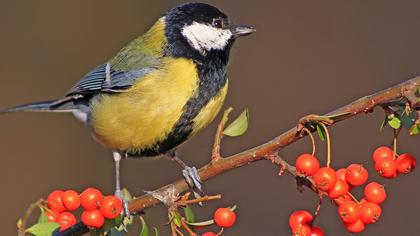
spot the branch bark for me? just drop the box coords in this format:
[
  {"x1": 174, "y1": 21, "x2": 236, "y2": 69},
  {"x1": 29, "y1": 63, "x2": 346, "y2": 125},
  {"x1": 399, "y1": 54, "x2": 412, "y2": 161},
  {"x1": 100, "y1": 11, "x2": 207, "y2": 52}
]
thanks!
[{"x1": 128, "y1": 77, "x2": 420, "y2": 214}]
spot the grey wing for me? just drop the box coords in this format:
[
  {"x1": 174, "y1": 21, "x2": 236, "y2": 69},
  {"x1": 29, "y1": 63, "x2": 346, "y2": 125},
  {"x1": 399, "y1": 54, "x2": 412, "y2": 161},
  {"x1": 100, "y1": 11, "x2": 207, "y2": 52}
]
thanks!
[
  {"x1": 60, "y1": 63, "x2": 155, "y2": 124},
  {"x1": 66, "y1": 63, "x2": 155, "y2": 96}
]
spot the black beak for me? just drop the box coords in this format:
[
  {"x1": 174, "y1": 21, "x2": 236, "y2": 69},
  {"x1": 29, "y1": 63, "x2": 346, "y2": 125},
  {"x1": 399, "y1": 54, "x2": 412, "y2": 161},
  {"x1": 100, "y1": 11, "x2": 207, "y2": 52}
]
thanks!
[{"x1": 232, "y1": 25, "x2": 256, "y2": 37}]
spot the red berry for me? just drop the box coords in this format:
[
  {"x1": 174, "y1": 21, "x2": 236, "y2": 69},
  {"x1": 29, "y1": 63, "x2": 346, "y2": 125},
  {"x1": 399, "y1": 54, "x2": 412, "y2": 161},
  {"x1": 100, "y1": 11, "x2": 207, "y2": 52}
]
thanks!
[
  {"x1": 375, "y1": 157, "x2": 397, "y2": 178},
  {"x1": 292, "y1": 224, "x2": 311, "y2": 236},
  {"x1": 202, "y1": 232, "x2": 217, "y2": 236},
  {"x1": 289, "y1": 210, "x2": 313, "y2": 230},
  {"x1": 372, "y1": 146, "x2": 393, "y2": 163},
  {"x1": 360, "y1": 202, "x2": 381, "y2": 224},
  {"x1": 333, "y1": 193, "x2": 352, "y2": 206},
  {"x1": 338, "y1": 201, "x2": 360, "y2": 223},
  {"x1": 359, "y1": 198, "x2": 368, "y2": 205},
  {"x1": 47, "y1": 190, "x2": 66, "y2": 213},
  {"x1": 313, "y1": 167, "x2": 337, "y2": 191},
  {"x1": 61, "y1": 190, "x2": 80, "y2": 211},
  {"x1": 345, "y1": 218, "x2": 365, "y2": 233},
  {"x1": 80, "y1": 188, "x2": 103, "y2": 210},
  {"x1": 296, "y1": 154, "x2": 320, "y2": 176},
  {"x1": 335, "y1": 168, "x2": 347, "y2": 182},
  {"x1": 328, "y1": 179, "x2": 349, "y2": 199},
  {"x1": 396, "y1": 153, "x2": 416, "y2": 174},
  {"x1": 81, "y1": 209, "x2": 105, "y2": 228},
  {"x1": 99, "y1": 196, "x2": 123, "y2": 219},
  {"x1": 346, "y1": 164, "x2": 368, "y2": 186},
  {"x1": 364, "y1": 182, "x2": 386, "y2": 204},
  {"x1": 214, "y1": 208, "x2": 236, "y2": 228},
  {"x1": 56, "y1": 212, "x2": 76, "y2": 231},
  {"x1": 310, "y1": 226, "x2": 325, "y2": 236}
]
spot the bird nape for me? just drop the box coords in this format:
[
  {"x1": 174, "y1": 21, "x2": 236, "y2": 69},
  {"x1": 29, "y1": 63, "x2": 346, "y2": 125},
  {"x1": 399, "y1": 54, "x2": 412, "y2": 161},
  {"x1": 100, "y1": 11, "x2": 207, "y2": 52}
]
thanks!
[{"x1": 0, "y1": 2, "x2": 255, "y2": 212}]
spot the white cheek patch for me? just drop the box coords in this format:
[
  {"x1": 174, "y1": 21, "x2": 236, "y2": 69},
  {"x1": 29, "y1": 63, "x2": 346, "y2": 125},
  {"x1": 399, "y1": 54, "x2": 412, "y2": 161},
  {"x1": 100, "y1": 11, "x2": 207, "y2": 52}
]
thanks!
[{"x1": 181, "y1": 22, "x2": 232, "y2": 53}]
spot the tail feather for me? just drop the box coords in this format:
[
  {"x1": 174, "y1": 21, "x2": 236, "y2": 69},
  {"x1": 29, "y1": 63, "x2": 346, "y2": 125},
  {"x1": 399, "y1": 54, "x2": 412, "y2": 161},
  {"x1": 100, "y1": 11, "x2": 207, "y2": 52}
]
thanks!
[{"x1": 0, "y1": 98, "x2": 76, "y2": 114}]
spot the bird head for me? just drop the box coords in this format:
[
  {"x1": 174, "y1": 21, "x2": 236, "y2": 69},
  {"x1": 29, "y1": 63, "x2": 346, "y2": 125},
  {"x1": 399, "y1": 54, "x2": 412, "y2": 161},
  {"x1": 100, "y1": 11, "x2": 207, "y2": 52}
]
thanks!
[{"x1": 163, "y1": 2, "x2": 255, "y2": 59}]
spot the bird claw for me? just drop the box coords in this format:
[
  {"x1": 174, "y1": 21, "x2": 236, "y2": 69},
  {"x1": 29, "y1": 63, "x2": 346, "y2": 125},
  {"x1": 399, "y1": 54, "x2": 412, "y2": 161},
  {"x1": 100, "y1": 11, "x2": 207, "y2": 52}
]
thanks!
[
  {"x1": 182, "y1": 166, "x2": 203, "y2": 193},
  {"x1": 115, "y1": 189, "x2": 130, "y2": 216}
]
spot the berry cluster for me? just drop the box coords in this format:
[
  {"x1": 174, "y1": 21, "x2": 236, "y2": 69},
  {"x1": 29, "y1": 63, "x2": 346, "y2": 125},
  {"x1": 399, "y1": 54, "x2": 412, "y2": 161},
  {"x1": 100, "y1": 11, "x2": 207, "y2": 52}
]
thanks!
[
  {"x1": 201, "y1": 207, "x2": 237, "y2": 236},
  {"x1": 292, "y1": 145, "x2": 416, "y2": 234},
  {"x1": 45, "y1": 187, "x2": 123, "y2": 231},
  {"x1": 373, "y1": 146, "x2": 416, "y2": 178}
]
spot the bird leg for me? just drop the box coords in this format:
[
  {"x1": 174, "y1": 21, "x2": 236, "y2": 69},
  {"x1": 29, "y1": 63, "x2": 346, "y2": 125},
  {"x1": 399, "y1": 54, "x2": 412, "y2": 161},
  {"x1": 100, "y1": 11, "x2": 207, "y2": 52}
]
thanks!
[
  {"x1": 113, "y1": 152, "x2": 130, "y2": 216},
  {"x1": 168, "y1": 151, "x2": 203, "y2": 193}
]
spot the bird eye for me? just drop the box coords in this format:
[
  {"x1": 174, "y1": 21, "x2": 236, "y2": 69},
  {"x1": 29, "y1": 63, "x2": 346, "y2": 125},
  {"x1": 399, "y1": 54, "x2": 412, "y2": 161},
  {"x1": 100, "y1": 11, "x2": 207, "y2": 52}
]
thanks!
[{"x1": 212, "y1": 18, "x2": 224, "y2": 28}]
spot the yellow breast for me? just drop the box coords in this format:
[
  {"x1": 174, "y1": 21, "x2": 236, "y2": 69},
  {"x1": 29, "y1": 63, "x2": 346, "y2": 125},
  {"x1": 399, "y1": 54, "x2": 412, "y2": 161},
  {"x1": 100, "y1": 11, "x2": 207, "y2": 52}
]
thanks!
[
  {"x1": 90, "y1": 58, "x2": 199, "y2": 152},
  {"x1": 191, "y1": 81, "x2": 228, "y2": 135}
]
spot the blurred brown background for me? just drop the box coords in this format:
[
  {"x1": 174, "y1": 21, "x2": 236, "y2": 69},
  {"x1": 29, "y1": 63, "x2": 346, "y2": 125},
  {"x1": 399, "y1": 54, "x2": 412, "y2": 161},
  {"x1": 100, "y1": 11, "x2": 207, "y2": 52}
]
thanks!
[{"x1": 1, "y1": 0, "x2": 419, "y2": 235}]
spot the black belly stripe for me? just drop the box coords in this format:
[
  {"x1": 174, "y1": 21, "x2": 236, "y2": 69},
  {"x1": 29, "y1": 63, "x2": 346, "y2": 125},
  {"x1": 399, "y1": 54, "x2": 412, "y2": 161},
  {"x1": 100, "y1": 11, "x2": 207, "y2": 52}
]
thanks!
[{"x1": 127, "y1": 58, "x2": 228, "y2": 157}]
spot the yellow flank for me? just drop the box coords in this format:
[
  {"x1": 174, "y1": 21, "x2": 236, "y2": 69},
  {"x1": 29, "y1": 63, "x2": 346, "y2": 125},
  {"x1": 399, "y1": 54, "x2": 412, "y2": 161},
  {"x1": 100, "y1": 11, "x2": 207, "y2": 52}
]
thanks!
[
  {"x1": 90, "y1": 58, "x2": 199, "y2": 152},
  {"x1": 192, "y1": 81, "x2": 229, "y2": 135}
]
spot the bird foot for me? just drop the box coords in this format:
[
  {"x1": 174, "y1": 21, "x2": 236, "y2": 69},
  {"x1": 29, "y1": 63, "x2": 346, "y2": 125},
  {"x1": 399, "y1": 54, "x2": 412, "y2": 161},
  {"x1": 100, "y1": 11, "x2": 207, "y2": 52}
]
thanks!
[{"x1": 182, "y1": 165, "x2": 203, "y2": 193}]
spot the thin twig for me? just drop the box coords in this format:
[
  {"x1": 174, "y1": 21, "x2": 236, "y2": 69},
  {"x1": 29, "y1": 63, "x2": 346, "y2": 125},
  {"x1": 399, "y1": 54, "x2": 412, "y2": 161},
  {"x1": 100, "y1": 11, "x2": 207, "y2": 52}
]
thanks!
[
  {"x1": 171, "y1": 221, "x2": 178, "y2": 236},
  {"x1": 181, "y1": 218, "x2": 197, "y2": 236},
  {"x1": 212, "y1": 107, "x2": 233, "y2": 162},
  {"x1": 18, "y1": 199, "x2": 45, "y2": 236},
  {"x1": 311, "y1": 196, "x2": 323, "y2": 225},
  {"x1": 178, "y1": 195, "x2": 222, "y2": 206},
  {"x1": 175, "y1": 227, "x2": 185, "y2": 236}
]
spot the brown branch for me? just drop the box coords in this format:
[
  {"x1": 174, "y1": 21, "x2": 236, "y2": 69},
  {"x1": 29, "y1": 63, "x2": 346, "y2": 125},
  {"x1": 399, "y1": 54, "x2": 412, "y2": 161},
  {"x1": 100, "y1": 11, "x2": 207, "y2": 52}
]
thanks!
[{"x1": 128, "y1": 77, "x2": 420, "y2": 214}]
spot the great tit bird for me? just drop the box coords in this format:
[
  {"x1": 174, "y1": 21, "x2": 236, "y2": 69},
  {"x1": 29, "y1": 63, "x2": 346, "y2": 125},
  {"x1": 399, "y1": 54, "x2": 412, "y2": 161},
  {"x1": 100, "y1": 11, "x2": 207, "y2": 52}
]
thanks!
[{"x1": 1, "y1": 2, "x2": 255, "y2": 204}]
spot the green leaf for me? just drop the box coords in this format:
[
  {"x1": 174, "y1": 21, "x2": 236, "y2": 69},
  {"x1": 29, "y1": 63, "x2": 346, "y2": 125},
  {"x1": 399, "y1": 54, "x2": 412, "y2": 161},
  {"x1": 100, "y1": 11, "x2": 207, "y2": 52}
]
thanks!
[
  {"x1": 115, "y1": 215, "x2": 133, "y2": 233},
  {"x1": 139, "y1": 216, "x2": 149, "y2": 236},
  {"x1": 26, "y1": 222, "x2": 60, "y2": 236},
  {"x1": 388, "y1": 115, "x2": 401, "y2": 129},
  {"x1": 223, "y1": 109, "x2": 249, "y2": 137},
  {"x1": 184, "y1": 219, "x2": 214, "y2": 227},
  {"x1": 121, "y1": 188, "x2": 133, "y2": 202},
  {"x1": 316, "y1": 125, "x2": 326, "y2": 141},
  {"x1": 154, "y1": 228, "x2": 159, "y2": 236},
  {"x1": 37, "y1": 207, "x2": 48, "y2": 224},
  {"x1": 400, "y1": 113, "x2": 415, "y2": 129},
  {"x1": 173, "y1": 213, "x2": 182, "y2": 228},
  {"x1": 183, "y1": 206, "x2": 195, "y2": 223},
  {"x1": 409, "y1": 124, "x2": 420, "y2": 135}
]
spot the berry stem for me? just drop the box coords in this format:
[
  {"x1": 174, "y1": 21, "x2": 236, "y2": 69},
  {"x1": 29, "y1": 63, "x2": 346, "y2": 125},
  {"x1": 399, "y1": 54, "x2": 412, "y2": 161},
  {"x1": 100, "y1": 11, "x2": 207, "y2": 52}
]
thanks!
[
  {"x1": 303, "y1": 127, "x2": 316, "y2": 156},
  {"x1": 393, "y1": 128, "x2": 399, "y2": 160},
  {"x1": 347, "y1": 191, "x2": 360, "y2": 204},
  {"x1": 319, "y1": 123, "x2": 332, "y2": 168}
]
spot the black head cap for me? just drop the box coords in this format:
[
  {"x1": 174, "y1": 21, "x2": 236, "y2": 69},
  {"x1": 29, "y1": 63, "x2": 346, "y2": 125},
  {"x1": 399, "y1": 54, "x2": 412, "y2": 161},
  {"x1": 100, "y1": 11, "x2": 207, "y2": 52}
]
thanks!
[
  {"x1": 163, "y1": 3, "x2": 255, "y2": 61},
  {"x1": 165, "y1": 2, "x2": 228, "y2": 26}
]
